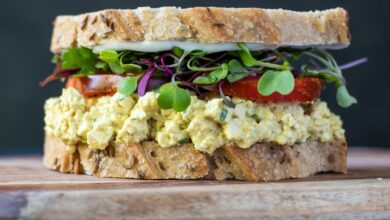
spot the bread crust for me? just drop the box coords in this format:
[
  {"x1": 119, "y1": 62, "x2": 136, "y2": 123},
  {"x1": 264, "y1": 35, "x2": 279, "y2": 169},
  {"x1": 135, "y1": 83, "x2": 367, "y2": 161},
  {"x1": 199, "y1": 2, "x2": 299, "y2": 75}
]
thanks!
[
  {"x1": 43, "y1": 134, "x2": 347, "y2": 182},
  {"x1": 50, "y1": 7, "x2": 350, "y2": 53}
]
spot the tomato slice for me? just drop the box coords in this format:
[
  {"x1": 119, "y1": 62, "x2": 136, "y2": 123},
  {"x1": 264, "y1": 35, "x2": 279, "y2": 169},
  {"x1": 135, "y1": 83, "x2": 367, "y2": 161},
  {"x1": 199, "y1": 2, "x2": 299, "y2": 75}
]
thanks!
[
  {"x1": 223, "y1": 77, "x2": 323, "y2": 103},
  {"x1": 67, "y1": 74, "x2": 323, "y2": 103},
  {"x1": 66, "y1": 75, "x2": 124, "y2": 97}
]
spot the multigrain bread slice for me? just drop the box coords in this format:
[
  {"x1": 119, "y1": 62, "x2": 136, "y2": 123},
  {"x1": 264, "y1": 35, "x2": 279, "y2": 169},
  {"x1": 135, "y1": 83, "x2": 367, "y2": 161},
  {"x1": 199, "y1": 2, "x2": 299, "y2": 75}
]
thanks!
[
  {"x1": 50, "y1": 7, "x2": 350, "y2": 53},
  {"x1": 43, "y1": 134, "x2": 347, "y2": 181}
]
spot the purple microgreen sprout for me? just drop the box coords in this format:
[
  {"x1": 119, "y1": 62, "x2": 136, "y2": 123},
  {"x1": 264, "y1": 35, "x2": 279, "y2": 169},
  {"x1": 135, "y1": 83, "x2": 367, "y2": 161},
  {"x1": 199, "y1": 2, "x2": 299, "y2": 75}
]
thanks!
[
  {"x1": 137, "y1": 68, "x2": 156, "y2": 96},
  {"x1": 339, "y1": 57, "x2": 368, "y2": 70}
]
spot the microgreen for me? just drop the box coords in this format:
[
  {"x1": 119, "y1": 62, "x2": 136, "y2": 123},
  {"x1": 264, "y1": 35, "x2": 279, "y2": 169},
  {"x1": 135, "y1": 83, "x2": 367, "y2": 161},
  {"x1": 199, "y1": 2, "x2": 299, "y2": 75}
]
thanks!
[
  {"x1": 98, "y1": 50, "x2": 123, "y2": 74},
  {"x1": 227, "y1": 59, "x2": 251, "y2": 82},
  {"x1": 98, "y1": 50, "x2": 143, "y2": 74},
  {"x1": 257, "y1": 70, "x2": 295, "y2": 96},
  {"x1": 190, "y1": 50, "x2": 207, "y2": 56},
  {"x1": 336, "y1": 85, "x2": 357, "y2": 107},
  {"x1": 118, "y1": 75, "x2": 142, "y2": 96},
  {"x1": 95, "y1": 61, "x2": 109, "y2": 71},
  {"x1": 302, "y1": 49, "x2": 358, "y2": 108},
  {"x1": 157, "y1": 82, "x2": 191, "y2": 112},
  {"x1": 61, "y1": 47, "x2": 98, "y2": 76},
  {"x1": 119, "y1": 52, "x2": 143, "y2": 73},
  {"x1": 193, "y1": 63, "x2": 228, "y2": 84},
  {"x1": 187, "y1": 56, "x2": 222, "y2": 72},
  {"x1": 172, "y1": 46, "x2": 184, "y2": 57},
  {"x1": 44, "y1": 43, "x2": 365, "y2": 111},
  {"x1": 138, "y1": 68, "x2": 156, "y2": 96},
  {"x1": 238, "y1": 43, "x2": 285, "y2": 70}
]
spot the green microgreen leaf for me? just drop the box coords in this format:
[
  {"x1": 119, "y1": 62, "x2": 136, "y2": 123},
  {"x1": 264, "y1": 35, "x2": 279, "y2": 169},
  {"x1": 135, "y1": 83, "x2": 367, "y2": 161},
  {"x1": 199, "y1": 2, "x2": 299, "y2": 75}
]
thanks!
[
  {"x1": 210, "y1": 63, "x2": 228, "y2": 79},
  {"x1": 121, "y1": 63, "x2": 143, "y2": 73},
  {"x1": 98, "y1": 50, "x2": 124, "y2": 74},
  {"x1": 227, "y1": 59, "x2": 252, "y2": 82},
  {"x1": 237, "y1": 43, "x2": 284, "y2": 70},
  {"x1": 193, "y1": 63, "x2": 228, "y2": 85},
  {"x1": 228, "y1": 59, "x2": 246, "y2": 75},
  {"x1": 172, "y1": 46, "x2": 184, "y2": 57},
  {"x1": 257, "y1": 70, "x2": 295, "y2": 96},
  {"x1": 187, "y1": 56, "x2": 221, "y2": 72},
  {"x1": 190, "y1": 50, "x2": 206, "y2": 56},
  {"x1": 119, "y1": 52, "x2": 143, "y2": 74},
  {"x1": 227, "y1": 73, "x2": 250, "y2": 83},
  {"x1": 157, "y1": 82, "x2": 191, "y2": 112},
  {"x1": 95, "y1": 61, "x2": 108, "y2": 70},
  {"x1": 110, "y1": 63, "x2": 125, "y2": 74},
  {"x1": 336, "y1": 85, "x2": 357, "y2": 108},
  {"x1": 120, "y1": 52, "x2": 138, "y2": 63},
  {"x1": 98, "y1": 50, "x2": 144, "y2": 74},
  {"x1": 99, "y1": 50, "x2": 119, "y2": 63},
  {"x1": 61, "y1": 47, "x2": 98, "y2": 76},
  {"x1": 118, "y1": 75, "x2": 142, "y2": 96},
  {"x1": 193, "y1": 76, "x2": 217, "y2": 84}
]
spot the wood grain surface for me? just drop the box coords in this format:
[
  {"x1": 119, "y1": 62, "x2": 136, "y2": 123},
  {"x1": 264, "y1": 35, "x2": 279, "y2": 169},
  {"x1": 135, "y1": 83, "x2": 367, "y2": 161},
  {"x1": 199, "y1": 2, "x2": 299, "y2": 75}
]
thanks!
[{"x1": 1, "y1": 148, "x2": 390, "y2": 219}]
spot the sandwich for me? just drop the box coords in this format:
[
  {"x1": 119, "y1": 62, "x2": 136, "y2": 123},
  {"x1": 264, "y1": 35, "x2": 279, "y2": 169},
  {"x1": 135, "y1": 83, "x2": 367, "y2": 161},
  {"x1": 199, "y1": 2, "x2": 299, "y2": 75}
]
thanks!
[{"x1": 41, "y1": 7, "x2": 365, "y2": 181}]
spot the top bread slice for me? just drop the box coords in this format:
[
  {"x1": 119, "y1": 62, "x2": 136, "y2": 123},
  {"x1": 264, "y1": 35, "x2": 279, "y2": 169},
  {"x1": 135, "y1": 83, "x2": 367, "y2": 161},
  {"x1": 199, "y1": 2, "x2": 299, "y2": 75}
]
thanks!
[{"x1": 50, "y1": 7, "x2": 350, "y2": 53}]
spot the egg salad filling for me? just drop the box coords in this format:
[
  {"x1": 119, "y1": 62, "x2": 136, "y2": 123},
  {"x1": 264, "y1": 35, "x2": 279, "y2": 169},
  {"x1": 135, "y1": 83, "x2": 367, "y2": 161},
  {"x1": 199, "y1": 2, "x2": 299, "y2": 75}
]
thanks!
[{"x1": 44, "y1": 88, "x2": 345, "y2": 154}]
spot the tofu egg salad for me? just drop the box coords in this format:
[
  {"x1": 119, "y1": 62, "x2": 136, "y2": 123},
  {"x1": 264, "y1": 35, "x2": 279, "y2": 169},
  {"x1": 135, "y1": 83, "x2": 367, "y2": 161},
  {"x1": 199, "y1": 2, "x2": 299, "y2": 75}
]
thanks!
[{"x1": 41, "y1": 43, "x2": 365, "y2": 154}]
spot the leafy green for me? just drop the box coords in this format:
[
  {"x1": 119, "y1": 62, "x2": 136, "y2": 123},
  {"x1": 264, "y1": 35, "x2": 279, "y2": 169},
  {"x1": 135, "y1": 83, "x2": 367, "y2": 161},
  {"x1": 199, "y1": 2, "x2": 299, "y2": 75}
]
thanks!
[
  {"x1": 122, "y1": 63, "x2": 142, "y2": 73},
  {"x1": 303, "y1": 48, "x2": 357, "y2": 108},
  {"x1": 119, "y1": 52, "x2": 143, "y2": 73},
  {"x1": 257, "y1": 70, "x2": 295, "y2": 96},
  {"x1": 95, "y1": 61, "x2": 109, "y2": 71},
  {"x1": 172, "y1": 46, "x2": 184, "y2": 57},
  {"x1": 190, "y1": 50, "x2": 206, "y2": 56},
  {"x1": 336, "y1": 85, "x2": 357, "y2": 108},
  {"x1": 227, "y1": 59, "x2": 251, "y2": 82},
  {"x1": 118, "y1": 75, "x2": 142, "y2": 96},
  {"x1": 99, "y1": 50, "x2": 123, "y2": 74},
  {"x1": 98, "y1": 50, "x2": 143, "y2": 74},
  {"x1": 192, "y1": 75, "x2": 217, "y2": 84},
  {"x1": 237, "y1": 43, "x2": 284, "y2": 70},
  {"x1": 99, "y1": 50, "x2": 118, "y2": 63},
  {"x1": 187, "y1": 56, "x2": 221, "y2": 72},
  {"x1": 61, "y1": 47, "x2": 98, "y2": 76},
  {"x1": 210, "y1": 63, "x2": 228, "y2": 79},
  {"x1": 157, "y1": 82, "x2": 191, "y2": 112},
  {"x1": 45, "y1": 44, "x2": 362, "y2": 111},
  {"x1": 193, "y1": 63, "x2": 228, "y2": 84}
]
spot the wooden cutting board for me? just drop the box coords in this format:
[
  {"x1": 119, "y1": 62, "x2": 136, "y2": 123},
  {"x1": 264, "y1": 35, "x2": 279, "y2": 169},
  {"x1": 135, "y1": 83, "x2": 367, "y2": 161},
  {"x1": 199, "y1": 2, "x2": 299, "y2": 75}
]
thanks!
[{"x1": 1, "y1": 148, "x2": 390, "y2": 219}]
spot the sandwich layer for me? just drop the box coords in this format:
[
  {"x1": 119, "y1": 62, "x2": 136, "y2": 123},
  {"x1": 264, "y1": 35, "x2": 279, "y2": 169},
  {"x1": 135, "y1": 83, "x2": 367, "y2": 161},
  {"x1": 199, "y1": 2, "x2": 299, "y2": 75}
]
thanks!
[
  {"x1": 43, "y1": 134, "x2": 347, "y2": 181},
  {"x1": 51, "y1": 7, "x2": 350, "y2": 53}
]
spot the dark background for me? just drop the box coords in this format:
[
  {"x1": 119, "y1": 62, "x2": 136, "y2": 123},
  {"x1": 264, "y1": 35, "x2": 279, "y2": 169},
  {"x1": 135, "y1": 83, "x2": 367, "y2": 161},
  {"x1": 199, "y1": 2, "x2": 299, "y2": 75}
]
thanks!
[{"x1": 0, "y1": 0, "x2": 389, "y2": 155}]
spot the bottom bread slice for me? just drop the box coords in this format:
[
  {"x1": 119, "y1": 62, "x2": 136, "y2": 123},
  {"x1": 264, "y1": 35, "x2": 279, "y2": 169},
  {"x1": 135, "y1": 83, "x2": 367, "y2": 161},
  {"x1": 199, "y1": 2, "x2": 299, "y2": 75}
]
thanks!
[{"x1": 43, "y1": 134, "x2": 347, "y2": 181}]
